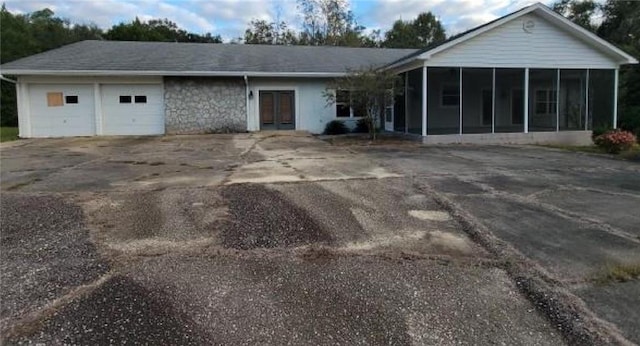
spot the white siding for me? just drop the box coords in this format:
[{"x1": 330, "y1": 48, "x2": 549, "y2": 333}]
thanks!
[
  {"x1": 248, "y1": 78, "x2": 353, "y2": 134},
  {"x1": 426, "y1": 13, "x2": 618, "y2": 69}
]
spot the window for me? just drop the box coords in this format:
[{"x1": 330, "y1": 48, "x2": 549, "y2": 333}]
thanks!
[
  {"x1": 336, "y1": 90, "x2": 351, "y2": 117},
  {"x1": 65, "y1": 95, "x2": 78, "y2": 104},
  {"x1": 335, "y1": 90, "x2": 367, "y2": 118},
  {"x1": 119, "y1": 95, "x2": 132, "y2": 103},
  {"x1": 441, "y1": 84, "x2": 460, "y2": 107},
  {"x1": 534, "y1": 89, "x2": 557, "y2": 114},
  {"x1": 47, "y1": 92, "x2": 63, "y2": 107},
  {"x1": 385, "y1": 105, "x2": 393, "y2": 122},
  {"x1": 352, "y1": 104, "x2": 367, "y2": 118},
  {"x1": 135, "y1": 95, "x2": 147, "y2": 103}
]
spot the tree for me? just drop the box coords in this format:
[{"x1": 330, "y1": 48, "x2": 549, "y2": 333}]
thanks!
[
  {"x1": 297, "y1": 0, "x2": 367, "y2": 46},
  {"x1": 0, "y1": 6, "x2": 103, "y2": 126},
  {"x1": 244, "y1": 19, "x2": 297, "y2": 45},
  {"x1": 104, "y1": 18, "x2": 222, "y2": 43},
  {"x1": 382, "y1": 12, "x2": 446, "y2": 48},
  {"x1": 598, "y1": 0, "x2": 640, "y2": 135},
  {"x1": 324, "y1": 67, "x2": 402, "y2": 139},
  {"x1": 552, "y1": 0, "x2": 639, "y2": 136},
  {"x1": 552, "y1": 0, "x2": 599, "y2": 31}
]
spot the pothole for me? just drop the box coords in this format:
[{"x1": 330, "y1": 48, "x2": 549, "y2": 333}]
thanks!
[{"x1": 408, "y1": 210, "x2": 452, "y2": 221}]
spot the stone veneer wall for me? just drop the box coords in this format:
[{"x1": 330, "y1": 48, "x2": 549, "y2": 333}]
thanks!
[{"x1": 164, "y1": 77, "x2": 246, "y2": 134}]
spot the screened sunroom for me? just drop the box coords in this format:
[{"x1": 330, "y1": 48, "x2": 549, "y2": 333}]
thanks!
[{"x1": 384, "y1": 3, "x2": 636, "y2": 144}]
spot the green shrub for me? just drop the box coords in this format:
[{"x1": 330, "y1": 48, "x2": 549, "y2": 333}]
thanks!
[
  {"x1": 323, "y1": 120, "x2": 348, "y2": 135},
  {"x1": 353, "y1": 118, "x2": 370, "y2": 133},
  {"x1": 591, "y1": 124, "x2": 612, "y2": 142},
  {"x1": 594, "y1": 129, "x2": 637, "y2": 154},
  {"x1": 619, "y1": 105, "x2": 640, "y2": 143}
]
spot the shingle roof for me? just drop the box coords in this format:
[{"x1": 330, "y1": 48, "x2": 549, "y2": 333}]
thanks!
[{"x1": 0, "y1": 40, "x2": 418, "y2": 75}]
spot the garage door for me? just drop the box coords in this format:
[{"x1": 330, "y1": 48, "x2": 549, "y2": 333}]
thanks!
[
  {"x1": 28, "y1": 84, "x2": 95, "y2": 137},
  {"x1": 101, "y1": 84, "x2": 164, "y2": 135}
]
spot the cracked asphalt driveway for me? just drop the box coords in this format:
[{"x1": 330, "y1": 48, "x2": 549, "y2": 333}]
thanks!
[{"x1": 1, "y1": 132, "x2": 638, "y2": 345}]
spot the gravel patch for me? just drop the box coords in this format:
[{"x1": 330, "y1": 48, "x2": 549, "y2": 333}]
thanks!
[
  {"x1": 0, "y1": 194, "x2": 109, "y2": 329},
  {"x1": 8, "y1": 275, "x2": 212, "y2": 345},
  {"x1": 220, "y1": 184, "x2": 333, "y2": 249}
]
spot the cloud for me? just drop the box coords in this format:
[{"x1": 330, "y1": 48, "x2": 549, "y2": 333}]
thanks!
[
  {"x1": 2, "y1": 0, "x2": 550, "y2": 41},
  {"x1": 359, "y1": 0, "x2": 542, "y2": 35}
]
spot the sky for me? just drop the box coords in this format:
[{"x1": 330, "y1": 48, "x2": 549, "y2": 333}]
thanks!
[{"x1": 3, "y1": 0, "x2": 553, "y2": 41}]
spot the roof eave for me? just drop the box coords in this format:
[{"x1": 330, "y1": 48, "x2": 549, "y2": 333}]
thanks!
[{"x1": 0, "y1": 70, "x2": 349, "y2": 78}]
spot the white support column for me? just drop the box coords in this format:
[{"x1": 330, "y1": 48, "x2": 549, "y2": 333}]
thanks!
[
  {"x1": 404, "y1": 72, "x2": 408, "y2": 134},
  {"x1": 524, "y1": 68, "x2": 529, "y2": 133},
  {"x1": 422, "y1": 66, "x2": 427, "y2": 137},
  {"x1": 244, "y1": 75, "x2": 250, "y2": 131},
  {"x1": 585, "y1": 69, "x2": 590, "y2": 131},
  {"x1": 613, "y1": 68, "x2": 619, "y2": 129},
  {"x1": 459, "y1": 67, "x2": 463, "y2": 135},
  {"x1": 492, "y1": 68, "x2": 496, "y2": 134},
  {"x1": 94, "y1": 83, "x2": 102, "y2": 135},
  {"x1": 556, "y1": 69, "x2": 560, "y2": 132}
]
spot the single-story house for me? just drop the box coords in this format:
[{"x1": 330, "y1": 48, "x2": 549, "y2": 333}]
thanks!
[{"x1": 1, "y1": 3, "x2": 636, "y2": 144}]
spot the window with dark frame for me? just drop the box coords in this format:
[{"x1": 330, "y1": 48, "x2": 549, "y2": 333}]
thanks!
[
  {"x1": 120, "y1": 95, "x2": 132, "y2": 103},
  {"x1": 441, "y1": 85, "x2": 460, "y2": 107},
  {"x1": 65, "y1": 95, "x2": 78, "y2": 104},
  {"x1": 135, "y1": 95, "x2": 147, "y2": 103}
]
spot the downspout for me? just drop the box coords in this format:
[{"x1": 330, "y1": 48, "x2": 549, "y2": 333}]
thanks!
[
  {"x1": 244, "y1": 75, "x2": 250, "y2": 132},
  {"x1": 2, "y1": 74, "x2": 22, "y2": 138},
  {"x1": 0, "y1": 74, "x2": 17, "y2": 84}
]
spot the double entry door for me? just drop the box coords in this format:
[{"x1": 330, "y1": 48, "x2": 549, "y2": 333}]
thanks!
[{"x1": 259, "y1": 90, "x2": 295, "y2": 130}]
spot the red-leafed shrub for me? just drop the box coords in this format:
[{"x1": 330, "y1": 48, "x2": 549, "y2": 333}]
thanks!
[{"x1": 594, "y1": 130, "x2": 637, "y2": 154}]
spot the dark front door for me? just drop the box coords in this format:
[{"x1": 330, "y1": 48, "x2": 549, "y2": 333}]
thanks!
[
  {"x1": 511, "y1": 89, "x2": 524, "y2": 125},
  {"x1": 482, "y1": 89, "x2": 493, "y2": 126},
  {"x1": 260, "y1": 90, "x2": 295, "y2": 130}
]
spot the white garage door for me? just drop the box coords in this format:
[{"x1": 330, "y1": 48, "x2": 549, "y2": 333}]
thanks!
[
  {"x1": 101, "y1": 84, "x2": 164, "y2": 135},
  {"x1": 28, "y1": 84, "x2": 95, "y2": 137}
]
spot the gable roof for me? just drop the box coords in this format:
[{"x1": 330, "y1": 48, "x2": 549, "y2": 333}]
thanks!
[
  {"x1": 385, "y1": 2, "x2": 637, "y2": 69},
  {"x1": 0, "y1": 40, "x2": 417, "y2": 77}
]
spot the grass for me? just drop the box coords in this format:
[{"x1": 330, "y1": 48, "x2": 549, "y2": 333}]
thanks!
[
  {"x1": 593, "y1": 262, "x2": 640, "y2": 284},
  {"x1": 541, "y1": 143, "x2": 640, "y2": 161},
  {"x1": 0, "y1": 127, "x2": 19, "y2": 142}
]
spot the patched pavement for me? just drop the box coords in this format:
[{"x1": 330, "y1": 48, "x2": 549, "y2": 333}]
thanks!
[
  {"x1": 1, "y1": 133, "x2": 637, "y2": 344},
  {"x1": 358, "y1": 144, "x2": 640, "y2": 344}
]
